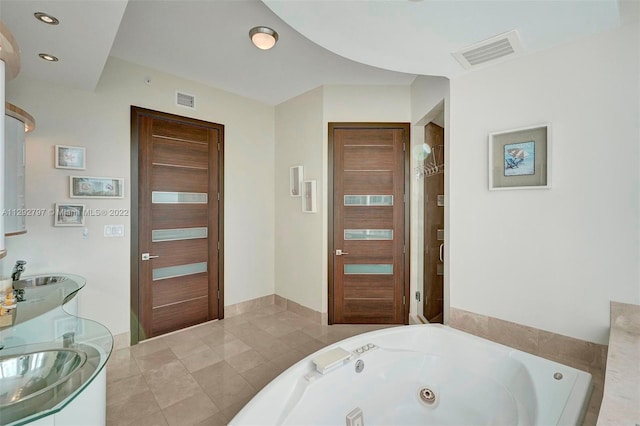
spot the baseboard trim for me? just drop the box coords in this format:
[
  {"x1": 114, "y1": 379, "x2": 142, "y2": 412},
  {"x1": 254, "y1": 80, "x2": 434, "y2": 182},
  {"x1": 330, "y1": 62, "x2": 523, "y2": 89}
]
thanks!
[
  {"x1": 449, "y1": 307, "x2": 607, "y2": 372},
  {"x1": 225, "y1": 294, "x2": 326, "y2": 324},
  {"x1": 224, "y1": 294, "x2": 275, "y2": 318},
  {"x1": 112, "y1": 332, "x2": 130, "y2": 350},
  {"x1": 274, "y1": 295, "x2": 327, "y2": 325}
]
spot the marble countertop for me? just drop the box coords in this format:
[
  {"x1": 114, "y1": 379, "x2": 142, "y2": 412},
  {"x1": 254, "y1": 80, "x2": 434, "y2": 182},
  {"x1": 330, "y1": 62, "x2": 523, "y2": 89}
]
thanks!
[{"x1": 596, "y1": 301, "x2": 640, "y2": 425}]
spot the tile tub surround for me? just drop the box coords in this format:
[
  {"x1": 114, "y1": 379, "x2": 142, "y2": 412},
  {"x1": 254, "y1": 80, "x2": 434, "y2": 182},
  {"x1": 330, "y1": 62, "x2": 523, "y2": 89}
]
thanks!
[
  {"x1": 596, "y1": 301, "x2": 640, "y2": 425},
  {"x1": 449, "y1": 307, "x2": 607, "y2": 425},
  {"x1": 105, "y1": 303, "x2": 394, "y2": 426}
]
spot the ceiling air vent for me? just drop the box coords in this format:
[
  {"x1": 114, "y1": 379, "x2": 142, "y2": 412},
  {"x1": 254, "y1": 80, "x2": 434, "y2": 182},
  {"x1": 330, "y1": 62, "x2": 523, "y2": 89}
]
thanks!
[
  {"x1": 176, "y1": 91, "x2": 196, "y2": 109},
  {"x1": 452, "y1": 30, "x2": 522, "y2": 70}
]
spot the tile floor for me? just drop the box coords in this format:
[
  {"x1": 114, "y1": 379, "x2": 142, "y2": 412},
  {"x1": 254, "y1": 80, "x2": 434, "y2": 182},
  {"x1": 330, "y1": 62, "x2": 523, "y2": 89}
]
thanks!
[
  {"x1": 105, "y1": 304, "x2": 393, "y2": 426},
  {"x1": 105, "y1": 304, "x2": 603, "y2": 426}
]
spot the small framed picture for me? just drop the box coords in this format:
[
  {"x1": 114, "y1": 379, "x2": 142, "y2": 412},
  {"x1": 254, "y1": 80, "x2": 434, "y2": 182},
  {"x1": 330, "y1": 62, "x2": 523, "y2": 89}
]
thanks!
[
  {"x1": 54, "y1": 203, "x2": 85, "y2": 227},
  {"x1": 488, "y1": 124, "x2": 550, "y2": 190},
  {"x1": 55, "y1": 145, "x2": 86, "y2": 170},
  {"x1": 70, "y1": 176, "x2": 124, "y2": 198},
  {"x1": 302, "y1": 180, "x2": 317, "y2": 213},
  {"x1": 290, "y1": 166, "x2": 303, "y2": 197}
]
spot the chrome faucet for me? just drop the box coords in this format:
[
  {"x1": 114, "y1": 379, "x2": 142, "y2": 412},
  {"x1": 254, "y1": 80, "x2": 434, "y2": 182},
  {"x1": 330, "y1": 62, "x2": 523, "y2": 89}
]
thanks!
[{"x1": 11, "y1": 260, "x2": 26, "y2": 281}]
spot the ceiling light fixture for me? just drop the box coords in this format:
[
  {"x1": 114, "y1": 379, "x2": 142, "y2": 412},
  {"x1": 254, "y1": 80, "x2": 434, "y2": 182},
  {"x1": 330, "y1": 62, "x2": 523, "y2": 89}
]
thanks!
[
  {"x1": 34, "y1": 12, "x2": 59, "y2": 25},
  {"x1": 249, "y1": 26, "x2": 278, "y2": 50},
  {"x1": 38, "y1": 53, "x2": 59, "y2": 62}
]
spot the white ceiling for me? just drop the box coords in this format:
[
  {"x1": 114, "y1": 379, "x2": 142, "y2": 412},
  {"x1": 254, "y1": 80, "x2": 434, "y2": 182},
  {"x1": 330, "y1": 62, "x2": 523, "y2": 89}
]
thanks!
[
  {"x1": 109, "y1": 0, "x2": 415, "y2": 105},
  {"x1": 0, "y1": 0, "x2": 128, "y2": 92},
  {"x1": 264, "y1": 0, "x2": 623, "y2": 76},
  {"x1": 0, "y1": 0, "x2": 628, "y2": 106}
]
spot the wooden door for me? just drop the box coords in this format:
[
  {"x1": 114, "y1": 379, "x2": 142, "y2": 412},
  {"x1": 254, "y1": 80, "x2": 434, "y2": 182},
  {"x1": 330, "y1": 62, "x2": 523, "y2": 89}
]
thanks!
[
  {"x1": 423, "y1": 123, "x2": 444, "y2": 323},
  {"x1": 329, "y1": 123, "x2": 409, "y2": 324},
  {"x1": 131, "y1": 106, "x2": 224, "y2": 341}
]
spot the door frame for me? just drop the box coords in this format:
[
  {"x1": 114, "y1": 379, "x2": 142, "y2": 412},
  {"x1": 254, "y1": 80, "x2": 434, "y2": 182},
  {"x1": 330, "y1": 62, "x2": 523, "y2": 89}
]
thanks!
[
  {"x1": 130, "y1": 106, "x2": 225, "y2": 345},
  {"x1": 327, "y1": 122, "x2": 411, "y2": 325}
]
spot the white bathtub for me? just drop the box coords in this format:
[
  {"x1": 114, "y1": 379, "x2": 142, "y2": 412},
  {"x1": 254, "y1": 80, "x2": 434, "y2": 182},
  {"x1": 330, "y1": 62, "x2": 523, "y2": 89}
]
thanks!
[{"x1": 230, "y1": 324, "x2": 592, "y2": 425}]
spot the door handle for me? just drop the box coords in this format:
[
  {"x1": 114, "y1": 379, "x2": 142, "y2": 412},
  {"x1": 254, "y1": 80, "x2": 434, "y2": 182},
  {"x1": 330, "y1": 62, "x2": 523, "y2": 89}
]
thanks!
[
  {"x1": 335, "y1": 249, "x2": 349, "y2": 256},
  {"x1": 141, "y1": 253, "x2": 160, "y2": 261},
  {"x1": 439, "y1": 244, "x2": 444, "y2": 262}
]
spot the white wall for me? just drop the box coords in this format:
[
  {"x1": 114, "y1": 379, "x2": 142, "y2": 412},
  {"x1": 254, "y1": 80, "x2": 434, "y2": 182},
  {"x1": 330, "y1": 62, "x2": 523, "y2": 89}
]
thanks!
[
  {"x1": 4, "y1": 24, "x2": 636, "y2": 346},
  {"x1": 448, "y1": 23, "x2": 640, "y2": 344},
  {"x1": 2, "y1": 57, "x2": 275, "y2": 336},
  {"x1": 410, "y1": 76, "x2": 450, "y2": 125},
  {"x1": 274, "y1": 87, "x2": 324, "y2": 311},
  {"x1": 274, "y1": 85, "x2": 412, "y2": 316}
]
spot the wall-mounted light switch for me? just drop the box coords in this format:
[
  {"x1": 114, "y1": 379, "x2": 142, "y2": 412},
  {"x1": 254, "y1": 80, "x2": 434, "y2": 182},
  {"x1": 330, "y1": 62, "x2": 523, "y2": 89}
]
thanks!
[
  {"x1": 104, "y1": 225, "x2": 125, "y2": 237},
  {"x1": 82, "y1": 227, "x2": 89, "y2": 239}
]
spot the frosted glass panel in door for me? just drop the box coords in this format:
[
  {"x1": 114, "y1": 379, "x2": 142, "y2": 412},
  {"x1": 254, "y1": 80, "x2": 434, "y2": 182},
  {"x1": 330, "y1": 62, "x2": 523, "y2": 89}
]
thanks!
[
  {"x1": 344, "y1": 229, "x2": 393, "y2": 240},
  {"x1": 152, "y1": 191, "x2": 208, "y2": 204},
  {"x1": 152, "y1": 227, "x2": 208, "y2": 242},
  {"x1": 344, "y1": 195, "x2": 393, "y2": 206},
  {"x1": 153, "y1": 262, "x2": 208, "y2": 281},
  {"x1": 344, "y1": 264, "x2": 393, "y2": 275}
]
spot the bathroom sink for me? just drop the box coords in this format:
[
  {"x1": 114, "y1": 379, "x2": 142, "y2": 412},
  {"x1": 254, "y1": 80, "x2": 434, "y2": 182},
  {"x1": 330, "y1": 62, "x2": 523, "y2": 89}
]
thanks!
[
  {"x1": 10, "y1": 272, "x2": 86, "y2": 315},
  {"x1": 0, "y1": 348, "x2": 87, "y2": 407},
  {"x1": 13, "y1": 275, "x2": 68, "y2": 288},
  {"x1": 0, "y1": 343, "x2": 103, "y2": 425}
]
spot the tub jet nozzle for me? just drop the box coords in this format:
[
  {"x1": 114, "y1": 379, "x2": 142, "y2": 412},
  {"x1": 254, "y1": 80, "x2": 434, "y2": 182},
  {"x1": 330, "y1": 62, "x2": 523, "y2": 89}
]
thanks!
[{"x1": 419, "y1": 387, "x2": 436, "y2": 405}]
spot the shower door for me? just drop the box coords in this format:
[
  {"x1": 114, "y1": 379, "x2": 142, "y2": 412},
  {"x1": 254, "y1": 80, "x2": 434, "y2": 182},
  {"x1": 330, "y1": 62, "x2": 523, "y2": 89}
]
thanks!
[{"x1": 329, "y1": 123, "x2": 409, "y2": 324}]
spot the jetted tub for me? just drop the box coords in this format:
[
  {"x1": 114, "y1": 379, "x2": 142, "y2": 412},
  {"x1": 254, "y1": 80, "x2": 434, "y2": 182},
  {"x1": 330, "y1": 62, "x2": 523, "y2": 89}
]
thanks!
[{"x1": 230, "y1": 325, "x2": 592, "y2": 425}]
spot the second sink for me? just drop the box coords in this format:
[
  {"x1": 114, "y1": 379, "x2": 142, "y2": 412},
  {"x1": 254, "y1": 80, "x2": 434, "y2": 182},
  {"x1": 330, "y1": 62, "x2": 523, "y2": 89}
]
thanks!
[
  {"x1": 11, "y1": 274, "x2": 84, "y2": 310},
  {"x1": 0, "y1": 348, "x2": 87, "y2": 407},
  {"x1": 12, "y1": 275, "x2": 68, "y2": 289}
]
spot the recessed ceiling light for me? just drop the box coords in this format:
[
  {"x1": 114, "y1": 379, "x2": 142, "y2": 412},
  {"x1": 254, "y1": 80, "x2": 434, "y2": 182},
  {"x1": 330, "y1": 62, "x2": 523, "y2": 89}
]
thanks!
[
  {"x1": 38, "y1": 53, "x2": 59, "y2": 62},
  {"x1": 34, "y1": 12, "x2": 59, "y2": 25},
  {"x1": 249, "y1": 26, "x2": 278, "y2": 50}
]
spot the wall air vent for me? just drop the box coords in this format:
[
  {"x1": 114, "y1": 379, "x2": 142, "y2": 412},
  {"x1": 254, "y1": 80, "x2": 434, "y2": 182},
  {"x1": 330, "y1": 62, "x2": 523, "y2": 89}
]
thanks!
[
  {"x1": 452, "y1": 30, "x2": 523, "y2": 70},
  {"x1": 176, "y1": 91, "x2": 196, "y2": 109}
]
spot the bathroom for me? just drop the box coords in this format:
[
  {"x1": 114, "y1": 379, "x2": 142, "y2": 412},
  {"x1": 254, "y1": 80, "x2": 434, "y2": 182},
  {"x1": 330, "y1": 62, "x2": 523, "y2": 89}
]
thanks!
[{"x1": 1, "y1": 1, "x2": 638, "y2": 425}]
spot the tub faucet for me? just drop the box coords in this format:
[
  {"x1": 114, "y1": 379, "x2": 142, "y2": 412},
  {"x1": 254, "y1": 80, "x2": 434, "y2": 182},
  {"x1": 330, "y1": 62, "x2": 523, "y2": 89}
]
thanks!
[{"x1": 11, "y1": 260, "x2": 26, "y2": 281}]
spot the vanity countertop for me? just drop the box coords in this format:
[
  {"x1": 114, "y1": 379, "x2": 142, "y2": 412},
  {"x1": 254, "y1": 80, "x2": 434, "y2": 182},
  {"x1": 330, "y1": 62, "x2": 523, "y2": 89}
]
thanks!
[
  {"x1": 596, "y1": 301, "x2": 640, "y2": 425},
  {"x1": 1, "y1": 274, "x2": 85, "y2": 329},
  {"x1": 0, "y1": 274, "x2": 113, "y2": 425}
]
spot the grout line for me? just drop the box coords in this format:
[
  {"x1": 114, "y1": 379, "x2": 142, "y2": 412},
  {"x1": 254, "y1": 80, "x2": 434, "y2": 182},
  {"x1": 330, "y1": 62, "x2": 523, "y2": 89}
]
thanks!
[{"x1": 106, "y1": 304, "x2": 399, "y2": 425}]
